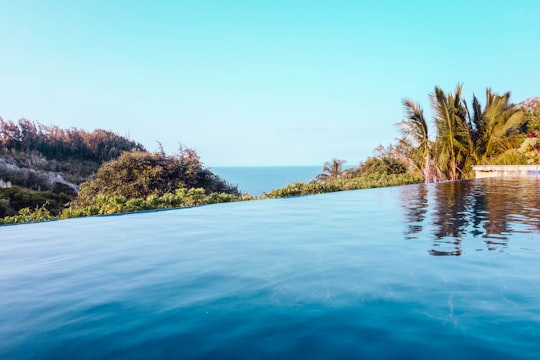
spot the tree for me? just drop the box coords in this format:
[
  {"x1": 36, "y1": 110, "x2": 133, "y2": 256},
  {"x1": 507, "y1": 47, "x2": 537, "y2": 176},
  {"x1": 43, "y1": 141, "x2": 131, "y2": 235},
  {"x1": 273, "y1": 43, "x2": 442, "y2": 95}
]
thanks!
[
  {"x1": 518, "y1": 97, "x2": 540, "y2": 132},
  {"x1": 432, "y1": 85, "x2": 471, "y2": 181},
  {"x1": 74, "y1": 149, "x2": 239, "y2": 207},
  {"x1": 398, "y1": 99, "x2": 431, "y2": 183},
  {"x1": 357, "y1": 156, "x2": 406, "y2": 176},
  {"x1": 397, "y1": 85, "x2": 525, "y2": 181},
  {"x1": 316, "y1": 159, "x2": 346, "y2": 183},
  {"x1": 467, "y1": 89, "x2": 524, "y2": 163}
]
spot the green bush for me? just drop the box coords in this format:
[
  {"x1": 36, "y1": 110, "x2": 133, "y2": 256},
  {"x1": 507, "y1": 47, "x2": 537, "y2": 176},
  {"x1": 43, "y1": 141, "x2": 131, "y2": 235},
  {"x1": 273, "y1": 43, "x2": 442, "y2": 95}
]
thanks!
[
  {"x1": 74, "y1": 150, "x2": 239, "y2": 208},
  {"x1": 518, "y1": 137, "x2": 540, "y2": 164},
  {"x1": 0, "y1": 186, "x2": 72, "y2": 217},
  {"x1": 0, "y1": 206, "x2": 55, "y2": 225},
  {"x1": 342, "y1": 173, "x2": 420, "y2": 190},
  {"x1": 261, "y1": 173, "x2": 420, "y2": 199},
  {"x1": 55, "y1": 186, "x2": 248, "y2": 222}
]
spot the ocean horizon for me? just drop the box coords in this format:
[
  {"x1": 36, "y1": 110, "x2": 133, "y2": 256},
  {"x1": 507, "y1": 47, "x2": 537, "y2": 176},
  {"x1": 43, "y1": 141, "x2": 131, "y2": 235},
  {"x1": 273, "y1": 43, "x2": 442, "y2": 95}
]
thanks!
[{"x1": 211, "y1": 166, "x2": 322, "y2": 196}]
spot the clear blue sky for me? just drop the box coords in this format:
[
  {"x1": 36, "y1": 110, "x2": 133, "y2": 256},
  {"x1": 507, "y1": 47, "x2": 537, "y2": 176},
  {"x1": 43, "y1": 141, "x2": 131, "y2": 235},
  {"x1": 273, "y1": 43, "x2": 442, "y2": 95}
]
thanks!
[{"x1": 1, "y1": 1, "x2": 539, "y2": 166}]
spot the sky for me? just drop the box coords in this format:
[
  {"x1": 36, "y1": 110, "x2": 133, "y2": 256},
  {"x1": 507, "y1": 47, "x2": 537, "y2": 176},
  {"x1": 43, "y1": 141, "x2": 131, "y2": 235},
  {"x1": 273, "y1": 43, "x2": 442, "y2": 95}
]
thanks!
[{"x1": 0, "y1": 1, "x2": 539, "y2": 166}]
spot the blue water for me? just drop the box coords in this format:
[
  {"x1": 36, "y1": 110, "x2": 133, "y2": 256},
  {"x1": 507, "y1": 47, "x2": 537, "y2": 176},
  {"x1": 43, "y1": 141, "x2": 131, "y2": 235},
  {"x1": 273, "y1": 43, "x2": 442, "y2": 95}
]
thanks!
[
  {"x1": 211, "y1": 166, "x2": 321, "y2": 195},
  {"x1": 1, "y1": 178, "x2": 540, "y2": 359}
]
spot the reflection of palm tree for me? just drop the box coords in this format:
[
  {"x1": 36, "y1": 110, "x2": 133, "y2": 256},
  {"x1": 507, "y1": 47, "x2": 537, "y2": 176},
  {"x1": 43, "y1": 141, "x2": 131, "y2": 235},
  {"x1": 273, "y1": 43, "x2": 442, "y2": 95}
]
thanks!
[
  {"x1": 433, "y1": 182, "x2": 471, "y2": 234},
  {"x1": 316, "y1": 159, "x2": 345, "y2": 183},
  {"x1": 400, "y1": 178, "x2": 540, "y2": 256},
  {"x1": 399, "y1": 183, "x2": 429, "y2": 240}
]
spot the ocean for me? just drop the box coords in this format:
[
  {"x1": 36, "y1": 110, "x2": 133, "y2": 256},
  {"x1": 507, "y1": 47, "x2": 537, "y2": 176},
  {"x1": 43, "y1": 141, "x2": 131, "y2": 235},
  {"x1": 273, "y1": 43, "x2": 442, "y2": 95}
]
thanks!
[{"x1": 211, "y1": 166, "x2": 322, "y2": 196}]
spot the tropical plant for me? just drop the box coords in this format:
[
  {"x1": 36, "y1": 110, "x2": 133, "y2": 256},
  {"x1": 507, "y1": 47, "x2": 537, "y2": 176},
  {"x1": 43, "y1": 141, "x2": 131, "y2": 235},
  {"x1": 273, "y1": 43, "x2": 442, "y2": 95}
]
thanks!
[
  {"x1": 467, "y1": 88, "x2": 524, "y2": 164},
  {"x1": 316, "y1": 159, "x2": 346, "y2": 183},
  {"x1": 398, "y1": 99, "x2": 432, "y2": 182},
  {"x1": 397, "y1": 85, "x2": 525, "y2": 181},
  {"x1": 432, "y1": 85, "x2": 471, "y2": 181}
]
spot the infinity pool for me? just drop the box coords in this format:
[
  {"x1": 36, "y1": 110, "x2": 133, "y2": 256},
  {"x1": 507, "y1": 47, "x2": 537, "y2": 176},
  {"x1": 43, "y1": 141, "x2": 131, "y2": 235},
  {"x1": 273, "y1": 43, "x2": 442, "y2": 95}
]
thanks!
[{"x1": 1, "y1": 178, "x2": 539, "y2": 359}]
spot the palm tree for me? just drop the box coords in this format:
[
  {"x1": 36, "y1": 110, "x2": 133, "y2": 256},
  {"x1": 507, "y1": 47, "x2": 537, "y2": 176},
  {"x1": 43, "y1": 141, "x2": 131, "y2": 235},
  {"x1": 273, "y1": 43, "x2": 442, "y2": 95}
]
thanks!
[
  {"x1": 432, "y1": 85, "x2": 471, "y2": 180},
  {"x1": 316, "y1": 159, "x2": 346, "y2": 183},
  {"x1": 398, "y1": 98, "x2": 431, "y2": 183},
  {"x1": 467, "y1": 88, "x2": 524, "y2": 163},
  {"x1": 400, "y1": 85, "x2": 525, "y2": 180}
]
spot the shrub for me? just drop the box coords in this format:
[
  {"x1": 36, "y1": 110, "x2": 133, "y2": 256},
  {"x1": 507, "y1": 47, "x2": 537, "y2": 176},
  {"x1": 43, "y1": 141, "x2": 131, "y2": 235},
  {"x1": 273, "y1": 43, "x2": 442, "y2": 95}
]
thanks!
[
  {"x1": 74, "y1": 150, "x2": 239, "y2": 208},
  {"x1": 0, "y1": 206, "x2": 54, "y2": 225},
  {"x1": 518, "y1": 137, "x2": 540, "y2": 164}
]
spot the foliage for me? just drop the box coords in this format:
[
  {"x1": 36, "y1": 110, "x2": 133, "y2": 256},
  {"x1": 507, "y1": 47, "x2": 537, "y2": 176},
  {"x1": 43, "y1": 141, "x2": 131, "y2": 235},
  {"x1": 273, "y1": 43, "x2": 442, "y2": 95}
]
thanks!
[
  {"x1": 0, "y1": 206, "x2": 55, "y2": 225},
  {"x1": 356, "y1": 156, "x2": 406, "y2": 176},
  {"x1": 316, "y1": 159, "x2": 346, "y2": 183},
  {"x1": 0, "y1": 118, "x2": 145, "y2": 163},
  {"x1": 340, "y1": 173, "x2": 421, "y2": 190},
  {"x1": 489, "y1": 149, "x2": 529, "y2": 165},
  {"x1": 468, "y1": 89, "x2": 524, "y2": 164},
  {"x1": 74, "y1": 149, "x2": 239, "y2": 208},
  {"x1": 337, "y1": 154, "x2": 408, "y2": 182},
  {"x1": 1, "y1": 186, "x2": 249, "y2": 225},
  {"x1": 0, "y1": 118, "x2": 147, "y2": 190},
  {"x1": 64, "y1": 187, "x2": 246, "y2": 218},
  {"x1": 263, "y1": 173, "x2": 420, "y2": 199},
  {"x1": 0, "y1": 125, "x2": 243, "y2": 225},
  {"x1": 432, "y1": 85, "x2": 471, "y2": 181},
  {"x1": 0, "y1": 186, "x2": 72, "y2": 218},
  {"x1": 262, "y1": 180, "x2": 342, "y2": 198},
  {"x1": 396, "y1": 85, "x2": 526, "y2": 181},
  {"x1": 518, "y1": 97, "x2": 540, "y2": 131},
  {"x1": 398, "y1": 99, "x2": 431, "y2": 182},
  {"x1": 518, "y1": 136, "x2": 540, "y2": 164}
]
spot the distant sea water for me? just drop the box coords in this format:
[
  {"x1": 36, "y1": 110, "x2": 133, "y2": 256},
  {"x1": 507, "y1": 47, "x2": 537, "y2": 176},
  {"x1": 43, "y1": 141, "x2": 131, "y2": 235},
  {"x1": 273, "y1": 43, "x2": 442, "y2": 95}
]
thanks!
[{"x1": 211, "y1": 166, "x2": 322, "y2": 196}]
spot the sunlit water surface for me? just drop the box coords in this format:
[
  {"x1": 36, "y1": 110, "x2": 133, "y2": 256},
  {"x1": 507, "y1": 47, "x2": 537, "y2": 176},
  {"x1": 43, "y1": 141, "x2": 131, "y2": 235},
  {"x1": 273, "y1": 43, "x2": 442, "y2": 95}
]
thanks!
[{"x1": 1, "y1": 178, "x2": 540, "y2": 359}]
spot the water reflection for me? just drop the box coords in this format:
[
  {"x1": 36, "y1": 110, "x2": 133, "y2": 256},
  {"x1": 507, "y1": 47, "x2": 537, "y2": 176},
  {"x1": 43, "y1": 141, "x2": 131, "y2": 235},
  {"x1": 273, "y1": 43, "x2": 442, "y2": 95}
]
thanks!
[{"x1": 400, "y1": 178, "x2": 540, "y2": 256}]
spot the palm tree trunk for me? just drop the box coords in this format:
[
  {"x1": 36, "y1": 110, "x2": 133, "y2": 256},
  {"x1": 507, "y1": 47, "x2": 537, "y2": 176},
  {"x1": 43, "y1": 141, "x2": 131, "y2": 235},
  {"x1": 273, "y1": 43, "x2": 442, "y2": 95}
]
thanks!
[{"x1": 424, "y1": 152, "x2": 431, "y2": 183}]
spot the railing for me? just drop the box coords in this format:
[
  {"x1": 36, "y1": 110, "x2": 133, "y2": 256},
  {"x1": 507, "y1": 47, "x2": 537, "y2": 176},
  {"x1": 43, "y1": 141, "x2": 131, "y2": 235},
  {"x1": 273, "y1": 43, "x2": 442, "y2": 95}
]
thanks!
[{"x1": 472, "y1": 165, "x2": 540, "y2": 178}]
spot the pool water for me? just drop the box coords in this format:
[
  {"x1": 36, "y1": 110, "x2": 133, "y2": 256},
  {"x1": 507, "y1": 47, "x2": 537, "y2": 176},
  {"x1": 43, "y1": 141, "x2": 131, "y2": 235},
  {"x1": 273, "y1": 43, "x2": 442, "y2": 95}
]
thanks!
[{"x1": 1, "y1": 178, "x2": 539, "y2": 359}]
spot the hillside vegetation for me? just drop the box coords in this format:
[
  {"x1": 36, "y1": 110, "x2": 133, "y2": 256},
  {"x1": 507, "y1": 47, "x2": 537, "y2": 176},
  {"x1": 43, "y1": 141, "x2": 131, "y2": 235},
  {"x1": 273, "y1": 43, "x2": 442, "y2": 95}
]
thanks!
[{"x1": 0, "y1": 119, "x2": 238, "y2": 222}]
